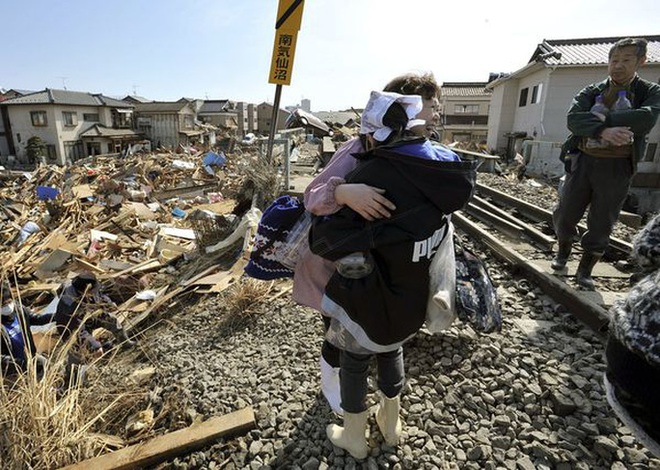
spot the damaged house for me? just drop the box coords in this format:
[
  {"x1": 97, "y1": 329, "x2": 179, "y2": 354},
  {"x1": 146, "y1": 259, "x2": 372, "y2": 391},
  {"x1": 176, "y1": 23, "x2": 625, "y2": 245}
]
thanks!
[
  {"x1": 0, "y1": 89, "x2": 142, "y2": 165},
  {"x1": 486, "y1": 35, "x2": 660, "y2": 213},
  {"x1": 134, "y1": 101, "x2": 216, "y2": 149}
]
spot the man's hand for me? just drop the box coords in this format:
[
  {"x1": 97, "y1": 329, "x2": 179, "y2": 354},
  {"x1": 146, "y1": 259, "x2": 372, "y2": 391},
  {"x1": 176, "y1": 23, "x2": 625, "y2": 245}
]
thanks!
[
  {"x1": 335, "y1": 183, "x2": 396, "y2": 221},
  {"x1": 600, "y1": 127, "x2": 634, "y2": 146}
]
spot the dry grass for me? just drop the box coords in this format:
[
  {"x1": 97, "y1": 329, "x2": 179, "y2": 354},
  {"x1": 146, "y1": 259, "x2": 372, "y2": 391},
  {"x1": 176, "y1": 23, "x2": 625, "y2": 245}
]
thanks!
[
  {"x1": 223, "y1": 277, "x2": 273, "y2": 316},
  {"x1": 0, "y1": 283, "x2": 147, "y2": 469}
]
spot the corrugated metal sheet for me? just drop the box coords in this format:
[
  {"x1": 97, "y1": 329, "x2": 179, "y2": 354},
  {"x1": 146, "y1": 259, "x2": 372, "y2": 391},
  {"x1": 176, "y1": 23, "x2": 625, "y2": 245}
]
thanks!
[{"x1": 531, "y1": 35, "x2": 660, "y2": 66}]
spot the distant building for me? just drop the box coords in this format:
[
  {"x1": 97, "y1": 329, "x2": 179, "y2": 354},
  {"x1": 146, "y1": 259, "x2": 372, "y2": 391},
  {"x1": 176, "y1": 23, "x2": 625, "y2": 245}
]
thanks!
[
  {"x1": 0, "y1": 88, "x2": 140, "y2": 165},
  {"x1": 300, "y1": 98, "x2": 311, "y2": 112},
  {"x1": 439, "y1": 82, "x2": 491, "y2": 144},
  {"x1": 134, "y1": 101, "x2": 205, "y2": 149},
  {"x1": 487, "y1": 34, "x2": 660, "y2": 213},
  {"x1": 122, "y1": 95, "x2": 152, "y2": 104},
  {"x1": 257, "y1": 102, "x2": 290, "y2": 135},
  {"x1": 247, "y1": 103, "x2": 258, "y2": 133}
]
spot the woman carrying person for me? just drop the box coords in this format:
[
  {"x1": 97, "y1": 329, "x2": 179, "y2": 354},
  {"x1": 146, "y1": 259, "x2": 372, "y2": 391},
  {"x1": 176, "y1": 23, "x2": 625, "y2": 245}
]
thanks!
[
  {"x1": 308, "y1": 90, "x2": 476, "y2": 458},
  {"x1": 292, "y1": 72, "x2": 443, "y2": 414}
]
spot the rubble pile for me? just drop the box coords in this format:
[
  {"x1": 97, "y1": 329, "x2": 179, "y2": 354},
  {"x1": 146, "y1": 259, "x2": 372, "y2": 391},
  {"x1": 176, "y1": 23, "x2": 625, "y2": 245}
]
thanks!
[{"x1": 0, "y1": 144, "x2": 281, "y2": 337}]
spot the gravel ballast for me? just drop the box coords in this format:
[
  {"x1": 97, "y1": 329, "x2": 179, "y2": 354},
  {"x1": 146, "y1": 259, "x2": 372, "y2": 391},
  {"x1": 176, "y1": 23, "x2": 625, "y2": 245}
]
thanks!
[{"x1": 97, "y1": 174, "x2": 659, "y2": 469}]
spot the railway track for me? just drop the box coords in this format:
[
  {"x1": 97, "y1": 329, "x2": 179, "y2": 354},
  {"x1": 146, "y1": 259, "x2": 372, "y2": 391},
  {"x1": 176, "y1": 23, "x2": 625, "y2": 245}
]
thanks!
[{"x1": 454, "y1": 182, "x2": 636, "y2": 336}]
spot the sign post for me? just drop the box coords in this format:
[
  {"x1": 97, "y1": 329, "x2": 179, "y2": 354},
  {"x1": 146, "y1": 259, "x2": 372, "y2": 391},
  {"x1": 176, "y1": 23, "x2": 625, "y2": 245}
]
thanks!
[{"x1": 265, "y1": 0, "x2": 304, "y2": 171}]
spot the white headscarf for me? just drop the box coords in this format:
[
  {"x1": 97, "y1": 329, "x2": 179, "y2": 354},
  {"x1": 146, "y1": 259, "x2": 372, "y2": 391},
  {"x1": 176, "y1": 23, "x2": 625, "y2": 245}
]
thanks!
[{"x1": 359, "y1": 91, "x2": 424, "y2": 142}]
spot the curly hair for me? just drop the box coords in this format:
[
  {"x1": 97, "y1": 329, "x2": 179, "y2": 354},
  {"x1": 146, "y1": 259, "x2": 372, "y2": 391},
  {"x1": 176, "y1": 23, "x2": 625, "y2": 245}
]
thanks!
[{"x1": 383, "y1": 72, "x2": 440, "y2": 100}]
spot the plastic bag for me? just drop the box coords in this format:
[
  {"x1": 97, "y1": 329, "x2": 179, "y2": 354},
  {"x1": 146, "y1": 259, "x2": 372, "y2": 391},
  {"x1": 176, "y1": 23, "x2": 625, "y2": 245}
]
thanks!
[
  {"x1": 277, "y1": 211, "x2": 312, "y2": 270},
  {"x1": 425, "y1": 221, "x2": 457, "y2": 333}
]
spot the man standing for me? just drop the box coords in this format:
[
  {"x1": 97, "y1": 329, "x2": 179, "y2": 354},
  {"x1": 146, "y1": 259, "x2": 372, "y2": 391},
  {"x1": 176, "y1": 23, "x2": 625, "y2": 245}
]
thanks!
[{"x1": 552, "y1": 37, "x2": 660, "y2": 290}]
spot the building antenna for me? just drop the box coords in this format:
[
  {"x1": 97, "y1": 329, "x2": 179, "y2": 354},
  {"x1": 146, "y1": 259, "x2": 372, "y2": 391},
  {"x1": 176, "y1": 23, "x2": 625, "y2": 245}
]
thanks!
[
  {"x1": 132, "y1": 84, "x2": 140, "y2": 95},
  {"x1": 57, "y1": 76, "x2": 69, "y2": 90}
]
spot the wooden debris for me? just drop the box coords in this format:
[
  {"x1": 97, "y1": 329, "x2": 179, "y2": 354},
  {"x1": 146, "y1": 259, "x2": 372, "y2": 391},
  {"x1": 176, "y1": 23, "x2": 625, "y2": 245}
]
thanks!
[{"x1": 60, "y1": 407, "x2": 256, "y2": 470}]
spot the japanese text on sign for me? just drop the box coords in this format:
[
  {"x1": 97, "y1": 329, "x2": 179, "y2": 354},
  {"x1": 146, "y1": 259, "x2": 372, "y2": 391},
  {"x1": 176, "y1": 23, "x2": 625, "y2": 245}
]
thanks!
[{"x1": 269, "y1": 30, "x2": 298, "y2": 85}]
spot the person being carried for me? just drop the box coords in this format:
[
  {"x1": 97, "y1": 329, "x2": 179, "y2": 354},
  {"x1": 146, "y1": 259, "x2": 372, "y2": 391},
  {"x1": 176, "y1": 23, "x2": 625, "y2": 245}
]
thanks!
[
  {"x1": 293, "y1": 72, "x2": 442, "y2": 415},
  {"x1": 1, "y1": 280, "x2": 53, "y2": 377},
  {"x1": 308, "y1": 90, "x2": 476, "y2": 458},
  {"x1": 552, "y1": 37, "x2": 660, "y2": 290}
]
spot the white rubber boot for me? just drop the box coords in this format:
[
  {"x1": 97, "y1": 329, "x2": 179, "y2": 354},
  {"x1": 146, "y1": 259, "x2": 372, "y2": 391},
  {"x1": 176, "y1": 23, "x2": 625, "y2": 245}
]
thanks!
[
  {"x1": 320, "y1": 356, "x2": 343, "y2": 415},
  {"x1": 326, "y1": 410, "x2": 369, "y2": 459},
  {"x1": 376, "y1": 394, "x2": 402, "y2": 446}
]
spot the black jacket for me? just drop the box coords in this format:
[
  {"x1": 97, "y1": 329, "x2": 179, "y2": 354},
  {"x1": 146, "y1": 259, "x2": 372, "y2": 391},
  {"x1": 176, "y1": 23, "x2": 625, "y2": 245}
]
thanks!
[{"x1": 310, "y1": 142, "x2": 476, "y2": 348}]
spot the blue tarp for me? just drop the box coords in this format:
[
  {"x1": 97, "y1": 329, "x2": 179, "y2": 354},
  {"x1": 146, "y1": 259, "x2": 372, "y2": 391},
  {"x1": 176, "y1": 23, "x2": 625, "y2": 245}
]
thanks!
[{"x1": 36, "y1": 186, "x2": 59, "y2": 201}]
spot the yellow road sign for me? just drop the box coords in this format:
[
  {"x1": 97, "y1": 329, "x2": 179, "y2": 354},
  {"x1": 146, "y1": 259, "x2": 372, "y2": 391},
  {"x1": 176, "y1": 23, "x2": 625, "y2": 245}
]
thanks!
[
  {"x1": 276, "y1": 0, "x2": 304, "y2": 31},
  {"x1": 268, "y1": 29, "x2": 298, "y2": 85}
]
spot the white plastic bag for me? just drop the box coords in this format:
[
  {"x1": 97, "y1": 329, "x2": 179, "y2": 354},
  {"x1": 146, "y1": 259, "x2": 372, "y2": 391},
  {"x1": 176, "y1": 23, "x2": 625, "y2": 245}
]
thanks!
[
  {"x1": 425, "y1": 221, "x2": 456, "y2": 333},
  {"x1": 277, "y1": 211, "x2": 312, "y2": 270}
]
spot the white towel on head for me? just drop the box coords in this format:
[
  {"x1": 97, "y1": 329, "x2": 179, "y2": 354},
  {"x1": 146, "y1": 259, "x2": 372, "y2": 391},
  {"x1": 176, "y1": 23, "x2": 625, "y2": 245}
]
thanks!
[{"x1": 360, "y1": 91, "x2": 424, "y2": 141}]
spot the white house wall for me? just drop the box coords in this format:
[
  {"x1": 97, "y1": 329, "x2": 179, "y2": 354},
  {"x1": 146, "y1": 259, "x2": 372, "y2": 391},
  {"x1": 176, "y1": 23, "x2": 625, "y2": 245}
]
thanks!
[
  {"x1": 547, "y1": 65, "x2": 660, "y2": 167},
  {"x1": 7, "y1": 104, "x2": 111, "y2": 164},
  {"x1": 488, "y1": 63, "x2": 660, "y2": 165},
  {"x1": 512, "y1": 69, "x2": 551, "y2": 139},
  {"x1": 7, "y1": 107, "x2": 59, "y2": 163},
  {"x1": 486, "y1": 81, "x2": 518, "y2": 152}
]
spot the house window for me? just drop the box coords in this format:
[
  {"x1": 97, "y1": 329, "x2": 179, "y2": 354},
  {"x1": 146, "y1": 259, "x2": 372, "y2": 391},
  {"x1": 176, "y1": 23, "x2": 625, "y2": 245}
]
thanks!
[
  {"x1": 112, "y1": 109, "x2": 133, "y2": 128},
  {"x1": 64, "y1": 140, "x2": 84, "y2": 162},
  {"x1": 519, "y1": 88, "x2": 529, "y2": 107},
  {"x1": 31, "y1": 111, "x2": 47, "y2": 127},
  {"x1": 63, "y1": 111, "x2": 78, "y2": 127},
  {"x1": 46, "y1": 145, "x2": 57, "y2": 161},
  {"x1": 83, "y1": 113, "x2": 100, "y2": 122},
  {"x1": 531, "y1": 84, "x2": 543, "y2": 104},
  {"x1": 454, "y1": 104, "x2": 480, "y2": 114}
]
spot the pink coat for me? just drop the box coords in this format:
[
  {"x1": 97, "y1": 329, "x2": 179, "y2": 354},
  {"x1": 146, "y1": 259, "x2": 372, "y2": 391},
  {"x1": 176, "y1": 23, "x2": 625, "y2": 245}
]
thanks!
[{"x1": 292, "y1": 137, "x2": 364, "y2": 310}]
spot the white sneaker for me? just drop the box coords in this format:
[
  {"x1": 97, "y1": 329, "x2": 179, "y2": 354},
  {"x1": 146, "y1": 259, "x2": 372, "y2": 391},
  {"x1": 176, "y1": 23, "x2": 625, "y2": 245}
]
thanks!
[{"x1": 320, "y1": 356, "x2": 343, "y2": 415}]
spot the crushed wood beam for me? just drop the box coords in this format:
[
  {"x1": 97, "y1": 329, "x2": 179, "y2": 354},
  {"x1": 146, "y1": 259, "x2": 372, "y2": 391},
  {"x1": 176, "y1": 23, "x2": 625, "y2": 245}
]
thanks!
[{"x1": 60, "y1": 407, "x2": 255, "y2": 470}]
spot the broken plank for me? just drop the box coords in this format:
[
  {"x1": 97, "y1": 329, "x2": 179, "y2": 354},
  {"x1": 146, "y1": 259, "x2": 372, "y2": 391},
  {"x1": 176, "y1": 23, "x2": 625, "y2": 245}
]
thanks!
[{"x1": 60, "y1": 408, "x2": 255, "y2": 470}]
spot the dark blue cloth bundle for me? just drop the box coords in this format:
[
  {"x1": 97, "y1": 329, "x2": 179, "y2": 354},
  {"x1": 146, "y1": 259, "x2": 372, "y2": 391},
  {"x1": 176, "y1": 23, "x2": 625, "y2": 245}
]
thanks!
[{"x1": 245, "y1": 195, "x2": 305, "y2": 280}]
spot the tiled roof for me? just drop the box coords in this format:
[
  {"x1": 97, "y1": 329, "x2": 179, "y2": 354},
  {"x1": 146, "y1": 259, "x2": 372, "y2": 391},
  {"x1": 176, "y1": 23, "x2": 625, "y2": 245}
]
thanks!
[
  {"x1": 530, "y1": 35, "x2": 660, "y2": 66},
  {"x1": 1, "y1": 89, "x2": 132, "y2": 107},
  {"x1": 199, "y1": 100, "x2": 231, "y2": 114},
  {"x1": 133, "y1": 101, "x2": 191, "y2": 113},
  {"x1": 441, "y1": 82, "x2": 491, "y2": 97},
  {"x1": 79, "y1": 124, "x2": 142, "y2": 138},
  {"x1": 123, "y1": 95, "x2": 151, "y2": 103}
]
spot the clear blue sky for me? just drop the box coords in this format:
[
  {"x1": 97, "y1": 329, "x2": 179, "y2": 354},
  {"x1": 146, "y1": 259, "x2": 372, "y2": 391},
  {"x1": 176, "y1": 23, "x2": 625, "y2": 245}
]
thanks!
[{"x1": 2, "y1": 0, "x2": 658, "y2": 111}]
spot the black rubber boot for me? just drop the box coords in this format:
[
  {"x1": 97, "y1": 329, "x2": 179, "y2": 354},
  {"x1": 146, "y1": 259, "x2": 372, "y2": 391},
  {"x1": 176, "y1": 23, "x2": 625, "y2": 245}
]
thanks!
[
  {"x1": 576, "y1": 252, "x2": 602, "y2": 290},
  {"x1": 551, "y1": 240, "x2": 573, "y2": 270}
]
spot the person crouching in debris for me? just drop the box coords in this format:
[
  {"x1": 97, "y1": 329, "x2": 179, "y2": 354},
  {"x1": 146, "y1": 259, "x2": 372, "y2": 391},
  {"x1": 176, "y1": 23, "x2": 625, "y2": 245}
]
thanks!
[
  {"x1": 54, "y1": 272, "x2": 135, "y2": 355},
  {"x1": 1, "y1": 280, "x2": 52, "y2": 377}
]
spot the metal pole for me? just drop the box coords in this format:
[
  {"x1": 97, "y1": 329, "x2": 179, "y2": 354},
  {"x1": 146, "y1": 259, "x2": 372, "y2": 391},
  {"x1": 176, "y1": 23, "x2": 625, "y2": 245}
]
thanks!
[{"x1": 266, "y1": 84, "x2": 283, "y2": 164}]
